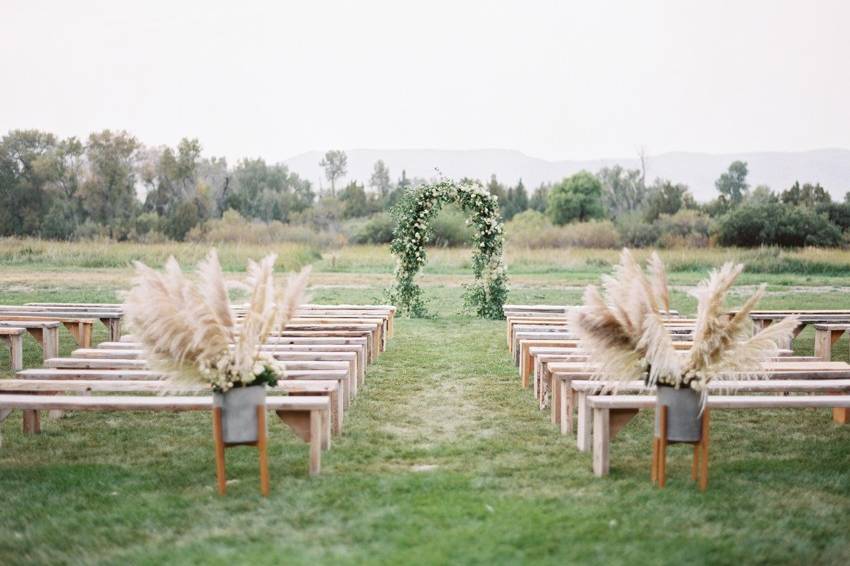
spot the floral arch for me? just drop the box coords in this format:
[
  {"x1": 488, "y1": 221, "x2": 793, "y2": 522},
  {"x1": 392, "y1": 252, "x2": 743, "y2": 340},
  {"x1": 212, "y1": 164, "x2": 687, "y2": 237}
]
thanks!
[{"x1": 387, "y1": 180, "x2": 509, "y2": 319}]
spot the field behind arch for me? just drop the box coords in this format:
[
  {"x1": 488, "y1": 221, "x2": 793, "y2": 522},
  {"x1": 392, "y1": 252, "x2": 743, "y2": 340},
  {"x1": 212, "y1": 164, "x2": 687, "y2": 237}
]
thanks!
[{"x1": 1, "y1": 240, "x2": 850, "y2": 564}]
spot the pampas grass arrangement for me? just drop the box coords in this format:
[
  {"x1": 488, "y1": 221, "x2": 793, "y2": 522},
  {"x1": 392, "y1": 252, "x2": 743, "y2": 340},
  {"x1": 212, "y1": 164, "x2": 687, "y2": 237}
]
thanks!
[
  {"x1": 124, "y1": 249, "x2": 311, "y2": 392},
  {"x1": 569, "y1": 249, "x2": 798, "y2": 395}
]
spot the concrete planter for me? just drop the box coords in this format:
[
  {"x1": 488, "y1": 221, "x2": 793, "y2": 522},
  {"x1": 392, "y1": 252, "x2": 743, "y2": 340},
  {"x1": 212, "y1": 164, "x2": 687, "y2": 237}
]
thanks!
[
  {"x1": 213, "y1": 385, "x2": 266, "y2": 444},
  {"x1": 655, "y1": 384, "x2": 702, "y2": 443}
]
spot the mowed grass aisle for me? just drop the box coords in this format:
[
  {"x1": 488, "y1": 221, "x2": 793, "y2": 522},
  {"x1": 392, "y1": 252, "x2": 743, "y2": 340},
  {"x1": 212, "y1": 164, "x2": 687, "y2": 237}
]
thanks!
[{"x1": 2, "y1": 316, "x2": 850, "y2": 564}]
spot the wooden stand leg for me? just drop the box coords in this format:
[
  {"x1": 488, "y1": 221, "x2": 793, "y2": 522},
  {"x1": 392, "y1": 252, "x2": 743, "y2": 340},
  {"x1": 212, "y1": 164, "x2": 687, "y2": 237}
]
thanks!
[
  {"x1": 257, "y1": 406, "x2": 270, "y2": 497},
  {"x1": 698, "y1": 410, "x2": 710, "y2": 492},
  {"x1": 658, "y1": 405, "x2": 668, "y2": 488},
  {"x1": 213, "y1": 407, "x2": 227, "y2": 495},
  {"x1": 651, "y1": 437, "x2": 659, "y2": 483}
]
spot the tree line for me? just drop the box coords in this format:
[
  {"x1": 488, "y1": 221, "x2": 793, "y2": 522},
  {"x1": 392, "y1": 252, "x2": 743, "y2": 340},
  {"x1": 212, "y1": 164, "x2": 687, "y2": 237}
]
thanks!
[{"x1": 1, "y1": 128, "x2": 847, "y2": 247}]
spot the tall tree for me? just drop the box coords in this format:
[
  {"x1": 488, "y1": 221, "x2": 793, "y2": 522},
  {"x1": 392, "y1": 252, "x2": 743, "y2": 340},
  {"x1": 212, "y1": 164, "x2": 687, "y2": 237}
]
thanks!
[
  {"x1": 39, "y1": 136, "x2": 86, "y2": 239},
  {"x1": 0, "y1": 129, "x2": 57, "y2": 235},
  {"x1": 547, "y1": 171, "x2": 605, "y2": 225},
  {"x1": 486, "y1": 174, "x2": 507, "y2": 206},
  {"x1": 597, "y1": 165, "x2": 645, "y2": 219},
  {"x1": 780, "y1": 181, "x2": 831, "y2": 207},
  {"x1": 715, "y1": 160, "x2": 750, "y2": 206},
  {"x1": 369, "y1": 160, "x2": 392, "y2": 198},
  {"x1": 643, "y1": 179, "x2": 694, "y2": 221},
  {"x1": 503, "y1": 179, "x2": 529, "y2": 220},
  {"x1": 529, "y1": 184, "x2": 549, "y2": 212},
  {"x1": 319, "y1": 149, "x2": 347, "y2": 196},
  {"x1": 79, "y1": 130, "x2": 141, "y2": 237}
]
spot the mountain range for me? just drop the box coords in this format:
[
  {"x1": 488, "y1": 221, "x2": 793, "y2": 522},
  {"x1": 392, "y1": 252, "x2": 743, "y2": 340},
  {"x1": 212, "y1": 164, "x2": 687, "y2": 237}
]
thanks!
[{"x1": 284, "y1": 148, "x2": 850, "y2": 202}]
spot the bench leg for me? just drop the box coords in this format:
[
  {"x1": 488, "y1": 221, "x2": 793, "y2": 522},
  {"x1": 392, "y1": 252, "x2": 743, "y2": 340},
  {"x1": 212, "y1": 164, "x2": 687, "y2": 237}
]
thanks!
[
  {"x1": 309, "y1": 410, "x2": 322, "y2": 476},
  {"x1": 592, "y1": 407, "x2": 610, "y2": 477},
  {"x1": 577, "y1": 392, "x2": 591, "y2": 450},
  {"x1": 22, "y1": 409, "x2": 41, "y2": 434},
  {"x1": 559, "y1": 381, "x2": 569, "y2": 434},
  {"x1": 833, "y1": 408, "x2": 850, "y2": 424},
  {"x1": 42, "y1": 327, "x2": 60, "y2": 361},
  {"x1": 5, "y1": 335, "x2": 24, "y2": 372},
  {"x1": 102, "y1": 318, "x2": 122, "y2": 342}
]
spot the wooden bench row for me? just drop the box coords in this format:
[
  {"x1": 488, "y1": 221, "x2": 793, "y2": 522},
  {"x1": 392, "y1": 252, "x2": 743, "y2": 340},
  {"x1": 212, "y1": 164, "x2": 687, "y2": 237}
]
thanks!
[{"x1": 1, "y1": 303, "x2": 396, "y2": 479}]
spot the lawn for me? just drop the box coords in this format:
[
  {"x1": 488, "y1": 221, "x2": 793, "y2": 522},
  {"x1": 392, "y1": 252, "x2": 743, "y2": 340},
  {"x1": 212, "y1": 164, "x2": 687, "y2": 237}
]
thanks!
[{"x1": 1, "y1": 242, "x2": 850, "y2": 564}]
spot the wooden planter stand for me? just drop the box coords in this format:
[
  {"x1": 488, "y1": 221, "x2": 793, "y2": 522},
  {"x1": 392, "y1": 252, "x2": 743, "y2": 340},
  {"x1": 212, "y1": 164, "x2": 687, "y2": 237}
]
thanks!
[
  {"x1": 651, "y1": 406, "x2": 711, "y2": 491},
  {"x1": 212, "y1": 406, "x2": 270, "y2": 496}
]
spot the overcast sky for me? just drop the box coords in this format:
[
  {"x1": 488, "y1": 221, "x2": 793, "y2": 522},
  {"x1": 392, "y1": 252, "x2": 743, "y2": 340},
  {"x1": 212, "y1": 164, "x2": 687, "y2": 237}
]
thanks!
[{"x1": 2, "y1": 0, "x2": 849, "y2": 163}]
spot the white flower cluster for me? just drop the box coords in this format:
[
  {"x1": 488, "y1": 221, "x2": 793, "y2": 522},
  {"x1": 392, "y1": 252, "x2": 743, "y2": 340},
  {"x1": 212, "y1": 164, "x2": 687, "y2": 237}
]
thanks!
[{"x1": 197, "y1": 350, "x2": 282, "y2": 392}]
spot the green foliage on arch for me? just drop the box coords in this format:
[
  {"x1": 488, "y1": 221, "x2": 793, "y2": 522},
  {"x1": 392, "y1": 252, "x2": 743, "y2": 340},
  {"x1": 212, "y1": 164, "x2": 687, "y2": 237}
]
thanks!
[{"x1": 387, "y1": 180, "x2": 509, "y2": 318}]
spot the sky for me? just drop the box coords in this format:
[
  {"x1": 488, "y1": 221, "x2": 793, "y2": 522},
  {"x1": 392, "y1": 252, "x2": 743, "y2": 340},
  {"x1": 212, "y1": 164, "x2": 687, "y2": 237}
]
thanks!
[{"x1": 1, "y1": 0, "x2": 849, "y2": 163}]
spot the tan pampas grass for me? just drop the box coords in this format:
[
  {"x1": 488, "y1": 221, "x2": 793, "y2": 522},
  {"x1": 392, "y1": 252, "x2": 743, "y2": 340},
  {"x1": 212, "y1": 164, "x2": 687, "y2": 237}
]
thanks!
[
  {"x1": 124, "y1": 249, "x2": 311, "y2": 391},
  {"x1": 648, "y1": 252, "x2": 670, "y2": 313},
  {"x1": 570, "y1": 249, "x2": 798, "y2": 396},
  {"x1": 124, "y1": 255, "x2": 231, "y2": 385}
]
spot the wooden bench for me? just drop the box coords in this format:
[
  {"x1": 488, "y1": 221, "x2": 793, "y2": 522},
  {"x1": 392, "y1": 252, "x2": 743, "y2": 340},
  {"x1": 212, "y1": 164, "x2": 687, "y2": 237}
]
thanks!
[
  {"x1": 588, "y1": 394, "x2": 850, "y2": 477},
  {"x1": 0, "y1": 315, "x2": 95, "y2": 348},
  {"x1": 0, "y1": 393, "x2": 328, "y2": 475},
  {"x1": 103, "y1": 342, "x2": 367, "y2": 384},
  {"x1": 0, "y1": 320, "x2": 60, "y2": 361},
  {"x1": 0, "y1": 307, "x2": 122, "y2": 342},
  {"x1": 552, "y1": 361, "x2": 850, "y2": 434},
  {"x1": 61, "y1": 353, "x2": 357, "y2": 405},
  {"x1": 574, "y1": 378, "x2": 850, "y2": 450},
  {"x1": 749, "y1": 313, "x2": 850, "y2": 349},
  {"x1": 0, "y1": 327, "x2": 25, "y2": 371},
  {"x1": 814, "y1": 324, "x2": 850, "y2": 361},
  {"x1": 0, "y1": 378, "x2": 342, "y2": 439},
  {"x1": 298, "y1": 304, "x2": 396, "y2": 337}
]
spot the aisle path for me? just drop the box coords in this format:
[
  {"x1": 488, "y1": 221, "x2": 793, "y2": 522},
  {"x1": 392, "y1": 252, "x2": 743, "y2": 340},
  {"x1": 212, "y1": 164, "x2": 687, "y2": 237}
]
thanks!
[{"x1": 330, "y1": 316, "x2": 575, "y2": 477}]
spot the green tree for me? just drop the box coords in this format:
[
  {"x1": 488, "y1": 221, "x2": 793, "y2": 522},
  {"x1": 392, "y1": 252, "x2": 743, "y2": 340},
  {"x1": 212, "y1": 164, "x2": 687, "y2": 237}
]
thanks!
[
  {"x1": 0, "y1": 129, "x2": 57, "y2": 235},
  {"x1": 715, "y1": 160, "x2": 750, "y2": 207},
  {"x1": 79, "y1": 130, "x2": 141, "y2": 237},
  {"x1": 529, "y1": 184, "x2": 549, "y2": 212},
  {"x1": 319, "y1": 149, "x2": 347, "y2": 196},
  {"x1": 486, "y1": 174, "x2": 507, "y2": 207},
  {"x1": 598, "y1": 165, "x2": 645, "y2": 219},
  {"x1": 339, "y1": 181, "x2": 372, "y2": 219},
  {"x1": 369, "y1": 160, "x2": 392, "y2": 198},
  {"x1": 780, "y1": 181, "x2": 831, "y2": 207},
  {"x1": 643, "y1": 179, "x2": 694, "y2": 222},
  {"x1": 225, "y1": 158, "x2": 314, "y2": 221},
  {"x1": 546, "y1": 171, "x2": 605, "y2": 225},
  {"x1": 715, "y1": 201, "x2": 841, "y2": 247},
  {"x1": 503, "y1": 179, "x2": 529, "y2": 220}
]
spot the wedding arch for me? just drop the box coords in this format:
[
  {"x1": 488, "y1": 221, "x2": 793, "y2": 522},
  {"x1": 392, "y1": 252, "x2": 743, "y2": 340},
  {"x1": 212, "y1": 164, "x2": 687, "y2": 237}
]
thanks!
[{"x1": 387, "y1": 180, "x2": 509, "y2": 319}]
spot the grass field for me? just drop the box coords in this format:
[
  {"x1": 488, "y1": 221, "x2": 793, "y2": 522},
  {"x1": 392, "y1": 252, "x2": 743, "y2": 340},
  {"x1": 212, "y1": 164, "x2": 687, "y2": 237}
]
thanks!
[{"x1": 1, "y1": 240, "x2": 850, "y2": 564}]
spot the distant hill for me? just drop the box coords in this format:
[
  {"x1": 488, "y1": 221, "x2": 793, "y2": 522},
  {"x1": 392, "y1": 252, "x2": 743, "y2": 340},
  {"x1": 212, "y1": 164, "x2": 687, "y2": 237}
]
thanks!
[{"x1": 284, "y1": 148, "x2": 850, "y2": 202}]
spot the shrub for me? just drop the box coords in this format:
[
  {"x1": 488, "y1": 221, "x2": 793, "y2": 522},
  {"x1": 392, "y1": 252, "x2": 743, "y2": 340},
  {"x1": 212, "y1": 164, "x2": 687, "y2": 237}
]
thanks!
[
  {"x1": 188, "y1": 210, "x2": 341, "y2": 247},
  {"x1": 816, "y1": 202, "x2": 850, "y2": 232},
  {"x1": 429, "y1": 205, "x2": 474, "y2": 247},
  {"x1": 715, "y1": 202, "x2": 842, "y2": 247},
  {"x1": 505, "y1": 211, "x2": 619, "y2": 248},
  {"x1": 348, "y1": 213, "x2": 395, "y2": 244},
  {"x1": 616, "y1": 213, "x2": 661, "y2": 248},
  {"x1": 656, "y1": 209, "x2": 711, "y2": 248}
]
